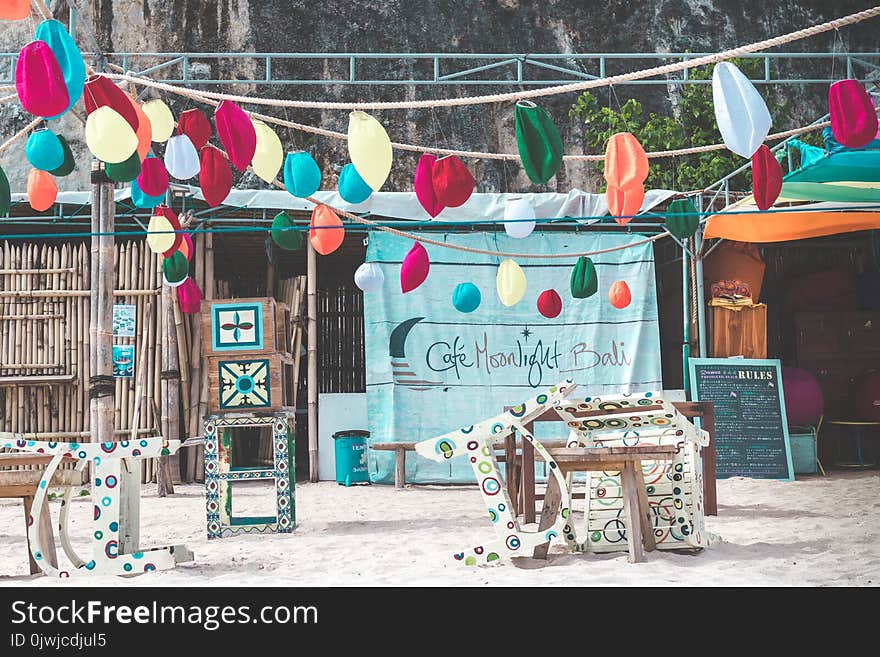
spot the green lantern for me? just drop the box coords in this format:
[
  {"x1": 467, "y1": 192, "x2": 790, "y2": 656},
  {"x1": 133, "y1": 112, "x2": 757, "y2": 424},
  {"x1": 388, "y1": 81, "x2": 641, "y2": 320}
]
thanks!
[
  {"x1": 570, "y1": 256, "x2": 598, "y2": 299},
  {"x1": 665, "y1": 198, "x2": 700, "y2": 239},
  {"x1": 271, "y1": 211, "x2": 304, "y2": 251},
  {"x1": 0, "y1": 164, "x2": 9, "y2": 215},
  {"x1": 162, "y1": 251, "x2": 189, "y2": 286},
  {"x1": 105, "y1": 151, "x2": 142, "y2": 183},
  {"x1": 49, "y1": 135, "x2": 76, "y2": 177},
  {"x1": 515, "y1": 100, "x2": 564, "y2": 185}
]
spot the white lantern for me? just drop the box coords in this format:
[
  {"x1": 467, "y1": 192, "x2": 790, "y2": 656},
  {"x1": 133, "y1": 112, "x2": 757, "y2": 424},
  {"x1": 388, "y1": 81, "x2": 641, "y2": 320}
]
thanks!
[
  {"x1": 354, "y1": 262, "x2": 385, "y2": 293},
  {"x1": 712, "y1": 61, "x2": 772, "y2": 158},
  {"x1": 504, "y1": 196, "x2": 536, "y2": 239},
  {"x1": 164, "y1": 134, "x2": 200, "y2": 180}
]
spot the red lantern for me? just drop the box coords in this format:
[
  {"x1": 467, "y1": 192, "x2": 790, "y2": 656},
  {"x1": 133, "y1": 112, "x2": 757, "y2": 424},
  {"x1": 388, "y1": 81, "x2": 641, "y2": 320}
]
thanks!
[
  {"x1": 400, "y1": 242, "x2": 430, "y2": 293},
  {"x1": 309, "y1": 204, "x2": 345, "y2": 255},
  {"x1": 751, "y1": 144, "x2": 782, "y2": 211},
  {"x1": 136, "y1": 157, "x2": 169, "y2": 197},
  {"x1": 178, "y1": 109, "x2": 212, "y2": 150},
  {"x1": 215, "y1": 100, "x2": 256, "y2": 172},
  {"x1": 537, "y1": 289, "x2": 562, "y2": 318},
  {"x1": 609, "y1": 281, "x2": 632, "y2": 309},
  {"x1": 432, "y1": 156, "x2": 474, "y2": 208},
  {"x1": 82, "y1": 74, "x2": 139, "y2": 131},
  {"x1": 199, "y1": 146, "x2": 232, "y2": 207},
  {"x1": 176, "y1": 277, "x2": 202, "y2": 314},
  {"x1": 414, "y1": 153, "x2": 444, "y2": 217},
  {"x1": 15, "y1": 41, "x2": 69, "y2": 118},
  {"x1": 829, "y1": 79, "x2": 879, "y2": 149}
]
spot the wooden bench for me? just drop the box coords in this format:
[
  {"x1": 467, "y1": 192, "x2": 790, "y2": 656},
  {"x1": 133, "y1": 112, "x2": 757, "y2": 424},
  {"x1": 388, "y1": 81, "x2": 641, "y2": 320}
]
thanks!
[{"x1": 0, "y1": 452, "x2": 83, "y2": 575}]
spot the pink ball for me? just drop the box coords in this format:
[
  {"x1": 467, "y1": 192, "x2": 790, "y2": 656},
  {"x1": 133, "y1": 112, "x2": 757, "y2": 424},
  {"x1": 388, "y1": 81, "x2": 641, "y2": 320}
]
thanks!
[{"x1": 782, "y1": 367, "x2": 823, "y2": 427}]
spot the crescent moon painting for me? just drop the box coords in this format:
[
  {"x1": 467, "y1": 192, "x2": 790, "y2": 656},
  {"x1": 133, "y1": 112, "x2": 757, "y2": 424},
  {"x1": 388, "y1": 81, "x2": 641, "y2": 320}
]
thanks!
[{"x1": 389, "y1": 317, "x2": 442, "y2": 391}]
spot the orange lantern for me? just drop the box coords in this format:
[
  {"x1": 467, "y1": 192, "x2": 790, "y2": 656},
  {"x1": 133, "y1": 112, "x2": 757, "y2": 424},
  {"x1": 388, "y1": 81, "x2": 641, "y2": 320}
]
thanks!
[
  {"x1": 608, "y1": 280, "x2": 632, "y2": 309},
  {"x1": 0, "y1": 0, "x2": 30, "y2": 20},
  {"x1": 308, "y1": 204, "x2": 344, "y2": 255},
  {"x1": 27, "y1": 169, "x2": 57, "y2": 211},
  {"x1": 128, "y1": 96, "x2": 152, "y2": 161},
  {"x1": 604, "y1": 132, "x2": 648, "y2": 224}
]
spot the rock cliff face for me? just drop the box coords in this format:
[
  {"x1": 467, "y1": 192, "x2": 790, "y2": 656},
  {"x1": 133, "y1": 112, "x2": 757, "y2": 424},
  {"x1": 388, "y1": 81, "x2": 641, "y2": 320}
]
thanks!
[{"x1": 1, "y1": 0, "x2": 877, "y2": 193}]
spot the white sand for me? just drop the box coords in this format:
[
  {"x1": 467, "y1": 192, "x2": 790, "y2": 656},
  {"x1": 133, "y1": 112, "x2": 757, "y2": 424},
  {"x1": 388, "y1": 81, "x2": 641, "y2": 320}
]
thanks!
[{"x1": 1, "y1": 471, "x2": 878, "y2": 586}]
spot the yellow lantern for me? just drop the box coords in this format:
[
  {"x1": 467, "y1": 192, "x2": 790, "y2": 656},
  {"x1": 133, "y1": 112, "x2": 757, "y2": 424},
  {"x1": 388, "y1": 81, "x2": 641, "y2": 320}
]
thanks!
[
  {"x1": 85, "y1": 106, "x2": 138, "y2": 163},
  {"x1": 347, "y1": 110, "x2": 392, "y2": 191},
  {"x1": 251, "y1": 119, "x2": 283, "y2": 184},
  {"x1": 496, "y1": 259, "x2": 527, "y2": 306},
  {"x1": 146, "y1": 211, "x2": 177, "y2": 254},
  {"x1": 141, "y1": 99, "x2": 175, "y2": 143}
]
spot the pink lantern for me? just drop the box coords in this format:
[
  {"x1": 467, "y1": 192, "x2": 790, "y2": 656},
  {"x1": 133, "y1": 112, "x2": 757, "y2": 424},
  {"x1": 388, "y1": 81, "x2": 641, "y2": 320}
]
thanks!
[
  {"x1": 751, "y1": 144, "x2": 782, "y2": 211},
  {"x1": 400, "y1": 242, "x2": 430, "y2": 293},
  {"x1": 83, "y1": 74, "x2": 139, "y2": 131},
  {"x1": 414, "y1": 153, "x2": 444, "y2": 217},
  {"x1": 214, "y1": 100, "x2": 256, "y2": 172},
  {"x1": 136, "y1": 157, "x2": 169, "y2": 197},
  {"x1": 15, "y1": 41, "x2": 69, "y2": 118},
  {"x1": 829, "y1": 79, "x2": 879, "y2": 149},
  {"x1": 176, "y1": 277, "x2": 202, "y2": 314}
]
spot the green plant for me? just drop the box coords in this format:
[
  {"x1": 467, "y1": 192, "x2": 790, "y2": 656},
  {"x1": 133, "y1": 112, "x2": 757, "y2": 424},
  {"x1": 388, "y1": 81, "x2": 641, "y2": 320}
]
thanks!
[{"x1": 570, "y1": 58, "x2": 796, "y2": 192}]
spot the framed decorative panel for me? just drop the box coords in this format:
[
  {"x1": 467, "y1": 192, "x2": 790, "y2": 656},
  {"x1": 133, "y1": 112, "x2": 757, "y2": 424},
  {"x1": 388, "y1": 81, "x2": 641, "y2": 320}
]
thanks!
[
  {"x1": 211, "y1": 302, "x2": 264, "y2": 352},
  {"x1": 218, "y1": 359, "x2": 271, "y2": 409}
]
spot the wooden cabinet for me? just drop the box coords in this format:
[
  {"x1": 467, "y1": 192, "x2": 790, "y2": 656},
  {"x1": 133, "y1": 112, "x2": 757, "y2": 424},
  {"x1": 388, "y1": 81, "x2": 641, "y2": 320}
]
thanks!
[{"x1": 710, "y1": 304, "x2": 767, "y2": 358}]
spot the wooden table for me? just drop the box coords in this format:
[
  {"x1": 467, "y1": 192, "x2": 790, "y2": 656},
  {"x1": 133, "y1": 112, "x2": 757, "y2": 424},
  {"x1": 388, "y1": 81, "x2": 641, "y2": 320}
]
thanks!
[{"x1": 821, "y1": 419, "x2": 880, "y2": 468}]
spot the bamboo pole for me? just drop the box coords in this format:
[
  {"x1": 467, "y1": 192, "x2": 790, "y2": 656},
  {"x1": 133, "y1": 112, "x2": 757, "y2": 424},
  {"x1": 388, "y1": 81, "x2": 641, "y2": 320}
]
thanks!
[
  {"x1": 158, "y1": 279, "x2": 178, "y2": 496},
  {"x1": 130, "y1": 301, "x2": 151, "y2": 442},
  {"x1": 307, "y1": 242, "x2": 318, "y2": 482}
]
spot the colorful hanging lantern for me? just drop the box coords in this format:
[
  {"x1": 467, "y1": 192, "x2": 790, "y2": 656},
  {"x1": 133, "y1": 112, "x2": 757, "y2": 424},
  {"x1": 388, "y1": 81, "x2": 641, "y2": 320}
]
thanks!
[
  {"x1": 251, "y1": 119, "x2": 283, "y2": 184},
  {"x1": 15, "y1": 41, "x2": 69, "y2": 118},
  {"x1": 146, "y1": 205, "x2": 182, "y2": 255},
  {"x1": 712, "y1": 61, "x2": 772, "y2": 158},
  {"x1": 104, "y1": 151, "x2": 141, "y2": 183},
  {"x1": 176, "y1": 277, "x2": 202, "y2": 314},
  {"x1": 606, "y1": 183, "x2": 645, "y2": 226},
  {"x1": 35, "y1": 19, "x2": 85, "y2": 118},
  {"x1": 271, "y1": 211, "x2": 304, "y2": 251},
  {"x1": 214, "y1": 100, "x2": 256, "y2": 172},
  {"x1": 400, "y1": 242, "x2": 430, "y2": 293},
  {"x1": 162, "y1": 251, "x2": 189, "y2": 286},
  {"x1": 515, "y1": 101, "x2": 563, "y2": 184},
  {"x1": 537, "y1": 289, "x2": 563, "y2": 319},
  {"x1": 178, "y1": 233, "x2": 194, "y2": 262},
  {"x1": 27, "y1": 169, "x2": 57, "y2": 211},
  {"x1": 164, "y1": 134, "x2": 200, "y2": 180},
  {"x1": 25, "y1": 129, "x2": 64, "y2": 171},
  {"x1": 570, "y1": 256, "x2": 598, "y2": 299},
  {"x1": 348, "y1": 111, "x2": 392, "y2": 192},
  {"x1": 751, "y1": 144, "x2": 783, "y2": 211},
  {"x1": 354, "y1": 262, "x2": 385, "y2": 293},
  {"x1": 177, "y1": 108, "x2": 212, "y2": 150},
  {"x1": 503, "y1": 196, "x2": 536, "y2": 239},
  {"x1": 432, "y1": 155, "x2": 474, "y2": 208},
  {"x1": 49, "y1": 135, "x2": 75, "y2": 177},
  {"x1": 82, "y1": 75, "x2": 138, "y2": 131},
  {"x1": 0, "y1": 0, "x2": 30, "y2": 19},
  {"x1": 609, "y1": 280, "x2": 632, "y2": 309},
  {"x1": 309, "y1": 204, "x2": 345, "y2": 256},
  {"x1": 452, "y1": 282, "x2": 481, "y2": 313},
  {"x1": 199, "y1": 146, "x2": 232, "y2": 207},
  {"x1": 0, "y1": 165, "x2": 11, "y2": 215},
  {"x1": 496, "y1": 259, "x2": 526, "y2": 306},
  {"x1": 85, "y1": 106, "x2": 139, "y2": 163},
  {"x1": 414, "y1": 153, "x2": 444, "y2": 218},
  {"x1": 141, "y1": 99, "x2": 175, "y2": 143},
  {"x1": 828, "y1": 79, "x2": 879, "y2": 149},
  {"x1": 283, "y1": 151, "x2": 322, "y2": 198},
  {"x1": 665, "y1": 198, "x2": 700, "y2": 239},
  {"x1": 338, "y1": 163, "x2": 372, "y2": 204},
  {"x1": 128, "y1": 97, "x2": 152, "y2": 161},
  {"x1": 130, "y1": 178, "x2": 164, "y2": 209},
  {"x1": 604, "y1": 132, "x2": 648, "y2": 224},
  {"x1": 137, "y1": 156, "x2": 169, "y2": 197}
]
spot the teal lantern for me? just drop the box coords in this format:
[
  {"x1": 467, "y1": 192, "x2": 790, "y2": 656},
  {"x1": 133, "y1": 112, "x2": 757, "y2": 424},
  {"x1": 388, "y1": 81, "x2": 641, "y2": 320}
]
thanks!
[
  {"x1": 283, "y1": 151, "x2": 322, "y2": 198},
  {"x1": 337, "y1": 163, "x2": 372, "y2": 204},
  {"x1": 130, "y1": 178, "x2": 164, "y2": 209},
  {"x1": 49, "y1": 135, "x2": 75, "y2": 177},
  {"x1": 452, "y1": 282, "x2": 481, "y2": 313},
  {"x1": 35, "y1": 19, "x2": 86, "y2": 118},
  {"x1": 26, "y1": 129, "x2": 65, "y2": 171}
]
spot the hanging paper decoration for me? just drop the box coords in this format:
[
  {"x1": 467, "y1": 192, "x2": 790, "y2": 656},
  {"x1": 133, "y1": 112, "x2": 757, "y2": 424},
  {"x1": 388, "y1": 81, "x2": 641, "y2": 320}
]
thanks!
[
  {"x1": 128, "y1": 97, "x2": 152, "y2": 161},
  {"x1": 570, "y1": 256, "x2": 598, "y2": 299},
  {"x1": 354, "y1": 262, "x2": 385, "y2": 293},
  {"x1": 199, "y1": 146, "x2": 232, "y2": 207},
  {"x1": 27, "y1": 169, "x2": 57, "y2": 211},
  {"x1": 452, "y1": 282, "x2": 481, "y2": 313},
  {"x1": 515, "y1": 101, "x2": 564, "y2": 184},
  {"x1": 214, "y1": 100, "x2": 256, "y2": 172},
  {"x1": 164, "y1": 134, "x2": 200, "y2": 180},
  {"x1": 142, "y1": 99, "x2": 175, "y2": 143},
  {"x1": 283, "y1": 151, "x2": 322, "y2": 198},
  {"x1": 177, "y1": 108, "x2": 212, "y2": 150},
  {"x1": 145, "y1": 205, "x2": 182, "y2": 255},
  {"x1": 496, "y1": 259, "x2": 527, "y2": 306},
  {"x1": 25, "y1": 129, "x2": 64, "y2": 171},
  {"x1": 0, "y1": 0, "x2": 30, "y2": 20},
  {"x1": 137, "y1": 156, "x2": 169, "y2": 197},
  {"x1": 414, "y1": 153, "x2": 444, "y2": 218},
  {"x1": 177, "y1": 277, "x2": 202, "y2": 314},
  {"x1": 604, "y1": 132, "x2": 648, "y2": 224},
  {"x1": 85, "y1": 106, "x2": 139, "y2": 163},
  {"x1": 130, "y1": 178, "x2": 164, "y2": 209},
  {"x1": 309, "y1": 204, "x2": 345, "y2": 255},
  {"x1": 271, "y1": 211, "x2": 304, "y2": 251},
  {"x1": 15, "y1": 41, "x2": 69, "y2": 118},
  {"x1": 162, "y1": 251, "x2": 189, "y2": 286},
  {"x1": 251, "y1": 119, "x2": 283, "y2": 184},
  {"x1": 432, "y1": 155, "x2": 475, "y2": 208},
  {"x1": 35, "y1": 19, "x2": 85, "y2": 118},
  {"x1": 400, "y1": 242, "x2": 430, "y2": 293},
  {"x1": 104, "y1": 151, "x2": 141, "y2": 183},
  {"x1": 751, "y1": 144, "x2": 783, "y2": 211},
  {"x1": 537, "y1": 289, "x2": 563, "y2": 319},
  {"x1": 828, "y1": 79, "x2": 879, "y2": 149},
  {"x1": 338, "y1": 163, "x2": 372, "y2": 204},
  {"x1": 503, "y1": 196, "x2": 536, "y2": 239},
  {"x1": 609, "y1": 281, "x2": 632, "y2": 309},
  {"x1": 83, "y1": 75, "x2": 139, "y2": 130},
  {"x1": 0, "y1": 165, "x2": 10, "y2": 216},
  {"x1": 712, "y1": 61, "x2": 772, "y2": 158},
  {"x1": 665, "y1": 198, "x2": 700, "y2": 239},
  {"x1": 178, "y1": 233, "x2": 194, "y2": 262},
  {"x1": 49, "y1": 135, "x2": 75, "y2": 177},
  {"x1": 348, "y1": 111, "x2": 392, "y2": 191}
]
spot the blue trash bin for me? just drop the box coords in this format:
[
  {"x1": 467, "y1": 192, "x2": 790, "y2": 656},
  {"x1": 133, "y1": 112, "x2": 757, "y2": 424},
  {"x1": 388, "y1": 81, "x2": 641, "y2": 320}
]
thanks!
[{"x1": 333, "y1": 430, "x2": 371, "y2": 486}]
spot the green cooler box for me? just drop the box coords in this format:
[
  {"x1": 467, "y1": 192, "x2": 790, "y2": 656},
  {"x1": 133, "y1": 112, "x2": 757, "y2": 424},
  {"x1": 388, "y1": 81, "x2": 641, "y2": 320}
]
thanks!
[{"x1": 788, "y1": 426, "x2": 818, "y2": 475}]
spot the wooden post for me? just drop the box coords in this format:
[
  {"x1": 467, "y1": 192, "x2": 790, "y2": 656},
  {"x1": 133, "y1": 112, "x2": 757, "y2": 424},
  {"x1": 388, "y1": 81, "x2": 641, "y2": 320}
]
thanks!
[
  {"x1": 307, "y1": 242, "x2": 318, "y2": 482},
  {"x1": 158, "y1": 278, "x2": 178, "y2": 496}
]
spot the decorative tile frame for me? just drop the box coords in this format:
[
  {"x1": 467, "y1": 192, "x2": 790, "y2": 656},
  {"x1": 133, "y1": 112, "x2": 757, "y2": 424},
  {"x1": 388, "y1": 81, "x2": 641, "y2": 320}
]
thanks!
[
  {"x1": 204, "y1": 413, "x2": 294, "y2": 539},
  {"x1": 210, "y1": 301, "x2": 265, "y2": 352},
  {"x1": 217, "y1": 358, "x2": 271, "y2": 409}
]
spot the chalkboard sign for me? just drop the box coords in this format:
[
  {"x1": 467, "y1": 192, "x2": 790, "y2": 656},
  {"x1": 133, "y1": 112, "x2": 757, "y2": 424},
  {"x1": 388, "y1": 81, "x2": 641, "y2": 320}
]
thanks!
[{"x1": 689, "y1": 358, "x2": 794, "y2": 481}]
